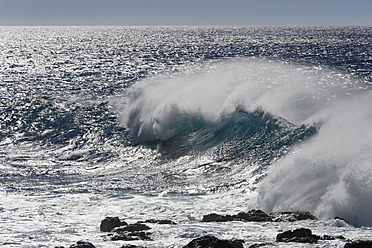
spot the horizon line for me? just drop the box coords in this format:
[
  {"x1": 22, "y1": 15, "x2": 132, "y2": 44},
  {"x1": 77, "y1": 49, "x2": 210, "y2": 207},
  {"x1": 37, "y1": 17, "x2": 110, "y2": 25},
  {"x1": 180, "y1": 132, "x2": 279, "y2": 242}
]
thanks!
[{"x1": 1, "y1": 24, "x2": 371, "y2": 27}]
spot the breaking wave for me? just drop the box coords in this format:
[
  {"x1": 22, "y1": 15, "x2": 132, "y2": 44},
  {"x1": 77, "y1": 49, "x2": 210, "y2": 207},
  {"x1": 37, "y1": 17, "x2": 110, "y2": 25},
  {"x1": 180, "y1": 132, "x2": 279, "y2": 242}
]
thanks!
[
  {"x1": 258, "y1": 93, "x2": 372, "y2": 227},
  {"x1": 3, "y1": 56, "x2": 370, "y2": 226},
  {"x1": 120, "y1": 58, "x2": 372, "y2": 226},
  {"x1": 131, "y1": 109, "x2": 316, "y2": 160}
]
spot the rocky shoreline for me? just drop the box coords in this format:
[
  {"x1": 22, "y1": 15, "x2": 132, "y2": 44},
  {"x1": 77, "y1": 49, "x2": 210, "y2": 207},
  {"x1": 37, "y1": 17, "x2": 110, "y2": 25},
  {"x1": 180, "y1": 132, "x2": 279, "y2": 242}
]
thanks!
[{"x1": 55, "y1": 210, "x2": 372, "y2": 248}]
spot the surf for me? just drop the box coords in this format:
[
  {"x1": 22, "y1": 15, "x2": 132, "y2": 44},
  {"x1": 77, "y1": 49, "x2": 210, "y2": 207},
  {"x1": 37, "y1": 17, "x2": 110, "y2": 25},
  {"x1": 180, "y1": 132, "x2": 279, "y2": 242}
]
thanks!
[
  {"x1": 258, "y1": 93, "x2": 372, "y2": 227},
  {"x1": 118, "y1": 57, "x2": 372, "y2": 226}
]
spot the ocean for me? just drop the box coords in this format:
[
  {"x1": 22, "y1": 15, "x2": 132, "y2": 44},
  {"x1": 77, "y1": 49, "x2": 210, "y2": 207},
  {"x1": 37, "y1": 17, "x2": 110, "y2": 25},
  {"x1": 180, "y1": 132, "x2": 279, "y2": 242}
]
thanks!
[{"x1": 0, "y1": 26, "x2": 371, "y2": 247}]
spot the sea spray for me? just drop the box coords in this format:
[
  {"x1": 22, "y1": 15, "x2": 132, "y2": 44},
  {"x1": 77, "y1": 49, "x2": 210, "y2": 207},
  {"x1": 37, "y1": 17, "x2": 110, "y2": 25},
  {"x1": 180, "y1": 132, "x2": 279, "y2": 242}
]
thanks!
[
  {"x1": 119, "y1": 58, "x2": 357, "y2": 144},
  {"x1": 258, "y1": 93, "x2": 372, "y2": 226},
  {"x1": 119, "y1": 57, "x2": 372, "y2": 225}
]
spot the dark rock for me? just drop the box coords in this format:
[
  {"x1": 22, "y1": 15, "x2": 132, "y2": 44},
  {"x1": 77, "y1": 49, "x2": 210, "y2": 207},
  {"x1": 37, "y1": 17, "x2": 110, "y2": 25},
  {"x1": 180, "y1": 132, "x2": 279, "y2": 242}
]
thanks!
[
  {"x1": 322, "y1": 235, "x2": 335, "y2": 240},
  {"x1": 320, "y1": 235, "x2": 347, "y2": 241},
  {"x1": 144, "y1": 219, "x2": 176, "y2": 225},
  {"x1": 114, "y1": 223, "x2": 151, "y2": 232},
  {"x1": 292, "y1": 211, "x2": 317, "y2": 220},
  {"x1": 344, "y1": 240, "x2": 372, "y2": 248},
  {"x1": 207, "y1": 239, "x2": 244, "y2": 248},
  {"x1": 184, "y1": 235, "x2": 218, "y2": 248},
  {"x1": 183, "y1": 235, "x2": 244, "y2": 248},
  {"x1": 112, "y1": 223, "x2": 152, "y2": 241},
  {"x1": 112, "y1": 231, "x2": 152, "y2": 241},
  {"x1": 249, "y1": 243, "x2": 267, "y2": 248},
  {"x1": 121, "y1": 245, "x2": 146, "y2": 248},
  {"x1": 69, "y1": 241, "x2": 95, "y2": 248},
  {"x1": 202, "y1": 213, "x2": 236, "y2": 222},
  {"x1": 276, "y1": 228, "x2": 320, "y2": 243},
  {"x1": 100, "y1": 217, "x2": 127, "y2": 232},
  {"x1": 112, "y1": 230, "x2": 152, "y2": 241},
  {"x1": 270, "y1": 211, "x2": 318, "y2": 222},
  {"x1": 202, "y1": 210, "x2": 271, "y2": 222},
  {"x1": 335, "y1": 216, "x2": 351, "y2": 225},
  {"x1": 202, "y1": 210, "x2": 320, "y2": 223},
  {"x1": 236, "y1": 210, "x2": 272, "y2": 222}
]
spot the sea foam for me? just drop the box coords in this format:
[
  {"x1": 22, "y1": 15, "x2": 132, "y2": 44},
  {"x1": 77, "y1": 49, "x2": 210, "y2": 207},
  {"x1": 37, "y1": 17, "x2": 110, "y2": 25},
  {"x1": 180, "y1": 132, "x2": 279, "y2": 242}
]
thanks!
[
  {"x1": 258, "y1": 93, "x2": 372, "y2": 227},
  {"x1": 119, "y1": 58, "x2": 371, "y2": 226}
]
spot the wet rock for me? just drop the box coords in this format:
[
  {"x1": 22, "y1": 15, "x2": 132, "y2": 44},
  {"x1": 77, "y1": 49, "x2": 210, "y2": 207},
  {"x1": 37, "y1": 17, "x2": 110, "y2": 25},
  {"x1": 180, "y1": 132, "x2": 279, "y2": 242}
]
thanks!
[
  {"x1": 236, "y1": 210, "x2": 272, "y2": 222},
  {"x1": 202, "y1": 213, "x2": 236, "y2": 222},
  {"x1": 112, "y1": 231, "x2": 152, "y2": 241},
  {"x1": 114, "y1": 223, "x2": 151, "y2": 232},
  {"x1": 100, "y1": 217, "x2": 127, "y2": 232},
  {"x1": 202, "y1": 209, "x2": 271, "y2": 222},
  {"x1": 344, "y1": 240, "x2": 372, "y2": 248},
  {"x1": 321, "y1": 234, "x2": 346, "y2": 241},
  {"x1": 144, "y1": 219, "x2": 176, "y2": 225},
  {"x1": 276, "y1": 228, "x2": 320, "y2": 243},
  {"x1": 121, "y1": 245, "x2": 146, "y2": 248},
  {"x1": 202, "y1": 210, "x2": 321, "y2": 223},
  {"x1": 183, "y1": 235, "x2": 244, "y2": 248},
  {"x1": 69, "y1": 241, "x2": 95, "y2": 248},
  {"x1": 335, "y1": 216, "x2": 351, "y2": 225},
  {"x1": 270, "y1": 211, "x2": 318, "y2": 222},
  {"x1": 112, "y1": 223, "x2": 152, "y2": 241},
  {"x1": 248, "y1": 243, "x2": 267, "y2": 248},
  {"x1": 322, "y1": 235, "x2": 335, "y2": 240}
]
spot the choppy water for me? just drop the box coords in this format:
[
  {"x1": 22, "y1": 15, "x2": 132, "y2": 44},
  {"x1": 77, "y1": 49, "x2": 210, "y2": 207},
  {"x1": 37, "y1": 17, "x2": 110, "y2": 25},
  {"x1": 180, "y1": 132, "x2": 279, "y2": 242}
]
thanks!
[{"x1": 0, "y1": 26, "x2": 371, "y2": 247}]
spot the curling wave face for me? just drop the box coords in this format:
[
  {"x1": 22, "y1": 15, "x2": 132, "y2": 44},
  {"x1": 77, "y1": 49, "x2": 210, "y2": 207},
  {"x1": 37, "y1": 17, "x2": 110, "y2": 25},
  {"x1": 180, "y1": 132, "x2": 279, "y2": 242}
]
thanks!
[
  {"x1": 135, "y1": 109, "x2": 317, "y2": 161},
  {"x1": 119, "y1": 58, "x2": 372, "y2": 226}
]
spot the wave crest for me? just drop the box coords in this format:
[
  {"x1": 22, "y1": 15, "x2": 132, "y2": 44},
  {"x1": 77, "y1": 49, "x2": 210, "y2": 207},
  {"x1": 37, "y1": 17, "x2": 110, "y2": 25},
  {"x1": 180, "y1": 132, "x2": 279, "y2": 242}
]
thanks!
[
  {"x1": 136, "y1": 109, "x2": 316, "y2": 160},
  {"x1": 120, "y1": 58, "x2": 355, "y2": 143},
  {"x1": 118, "y1": 58, "x2": 372, "y2": 226}
]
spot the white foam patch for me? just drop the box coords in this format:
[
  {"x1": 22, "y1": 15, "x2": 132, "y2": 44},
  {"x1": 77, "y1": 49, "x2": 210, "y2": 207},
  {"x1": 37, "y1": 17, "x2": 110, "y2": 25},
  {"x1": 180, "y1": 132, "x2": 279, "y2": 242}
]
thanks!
[
  {"x1": 258, "y1": 94, "x2": 372, "y2": 226},
  {"x1": 1, "y1": 191, "x2": 371, "y2": 247},
  {"x1": 116, "y1": 57, "x2": 372, "y2": 226}
]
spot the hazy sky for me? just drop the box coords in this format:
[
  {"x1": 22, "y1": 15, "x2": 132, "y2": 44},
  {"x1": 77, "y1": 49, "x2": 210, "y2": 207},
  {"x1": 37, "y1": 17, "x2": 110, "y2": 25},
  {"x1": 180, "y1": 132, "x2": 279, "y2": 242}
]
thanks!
[{"x1": 0, "y1": 0, "x2": 371, "y2": 26}]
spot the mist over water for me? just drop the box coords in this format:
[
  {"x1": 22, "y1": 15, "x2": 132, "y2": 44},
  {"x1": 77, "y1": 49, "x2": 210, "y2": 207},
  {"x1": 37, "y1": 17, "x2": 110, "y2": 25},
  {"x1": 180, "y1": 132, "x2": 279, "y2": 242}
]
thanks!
[
  {"x1": 120, "y1": 57, "x2": 371, "y2": 226},
  {"x1": 259, "y1": 93, "x2": 372, "y2": 227},
  {"x1": 120, "y1": 58, "x2": 357, "y2": 141}
]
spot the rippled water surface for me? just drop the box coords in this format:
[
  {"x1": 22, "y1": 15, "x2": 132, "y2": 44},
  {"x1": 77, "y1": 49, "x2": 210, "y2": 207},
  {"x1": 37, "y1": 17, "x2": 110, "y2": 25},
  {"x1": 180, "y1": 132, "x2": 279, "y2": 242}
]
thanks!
[{"x1": 0, "y1": 26, "x2": 371, "y2": 247}]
